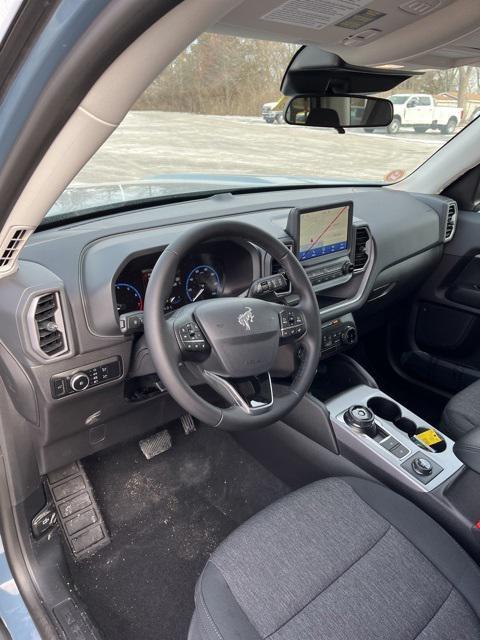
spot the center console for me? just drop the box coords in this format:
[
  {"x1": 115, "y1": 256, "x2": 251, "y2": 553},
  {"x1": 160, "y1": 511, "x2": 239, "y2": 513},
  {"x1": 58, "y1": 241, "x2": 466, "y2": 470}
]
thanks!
[{"x1": 326, "y1": 386, "x2": 463, "y2": 492}]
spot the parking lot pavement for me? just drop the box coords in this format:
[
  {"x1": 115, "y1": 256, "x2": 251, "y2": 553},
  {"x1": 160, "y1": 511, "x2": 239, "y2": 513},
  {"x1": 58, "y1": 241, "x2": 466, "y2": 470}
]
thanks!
[{"x1": 73, "y1": 111, "x2": 451, "y2": 187}]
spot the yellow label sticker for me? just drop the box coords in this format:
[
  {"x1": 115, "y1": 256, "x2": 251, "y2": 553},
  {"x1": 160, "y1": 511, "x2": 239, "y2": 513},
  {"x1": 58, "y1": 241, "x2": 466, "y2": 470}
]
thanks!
[{"x1": 416, "y1": 429, "x2": 443, "y2": 447}]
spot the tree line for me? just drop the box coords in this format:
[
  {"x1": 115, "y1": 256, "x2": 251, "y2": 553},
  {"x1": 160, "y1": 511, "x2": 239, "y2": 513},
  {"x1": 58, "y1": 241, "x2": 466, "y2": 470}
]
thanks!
[{"x1": 134, "y1": 33, "x2": 480, "y2": 115}]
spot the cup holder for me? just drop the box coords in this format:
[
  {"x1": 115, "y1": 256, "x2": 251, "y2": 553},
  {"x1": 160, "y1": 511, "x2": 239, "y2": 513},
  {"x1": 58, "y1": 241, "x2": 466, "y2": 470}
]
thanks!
[
  {"x1": 394, "y1": 417, "x2": 417, "y2": 438},
  {"x1": 367, "y1": 397, "x2": 401, "y2": 422},
  {"x1": 367, "y1": 396, "x2": 446, "y2": 452}
]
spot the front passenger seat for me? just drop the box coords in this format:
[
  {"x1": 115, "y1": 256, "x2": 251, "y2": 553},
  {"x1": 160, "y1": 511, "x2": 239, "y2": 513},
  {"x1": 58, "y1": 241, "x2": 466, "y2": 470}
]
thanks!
[
  {"x1": 189, "y1": 477, "x2": 480, "y2": 640},
  {"x1": 442, "y1": 379, "x2": 480, "y2": 439}
]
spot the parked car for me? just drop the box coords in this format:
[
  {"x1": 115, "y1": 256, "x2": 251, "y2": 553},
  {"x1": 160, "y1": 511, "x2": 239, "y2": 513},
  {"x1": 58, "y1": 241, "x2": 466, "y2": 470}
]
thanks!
[
  {"x1": 3, "y1": 2, "x2": 480, "y2": 639},
  {"x1": 365, "y1": 93, "x2": 462, "y2": 134},
  {"x1": 261, "y1": 96, "x2": 287, "y2": 123}
]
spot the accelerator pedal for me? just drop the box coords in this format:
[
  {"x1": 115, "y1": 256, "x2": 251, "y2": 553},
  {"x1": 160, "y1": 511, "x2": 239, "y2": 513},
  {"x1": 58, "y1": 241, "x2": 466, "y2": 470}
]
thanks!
[
  {"x1": 180, "y1": 413, "x2": 196, "y2": 435},
  {"x1": 46, "y1": 461, "x2": 110, "y2": 559},
  {"x1": 139, "y1": 429, "x2": 172, "y2": 459}
]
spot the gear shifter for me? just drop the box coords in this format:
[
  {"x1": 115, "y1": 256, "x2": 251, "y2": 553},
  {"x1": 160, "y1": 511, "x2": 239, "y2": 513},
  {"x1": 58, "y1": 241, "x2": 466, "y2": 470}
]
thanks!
[{"x1": 344, "y1": 405, "x2": 377, "y2": 437}]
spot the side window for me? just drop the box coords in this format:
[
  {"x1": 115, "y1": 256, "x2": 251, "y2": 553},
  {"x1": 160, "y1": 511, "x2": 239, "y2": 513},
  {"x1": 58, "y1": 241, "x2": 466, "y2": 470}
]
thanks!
[
  {"x1": 418, "y1": 96, "x2": 431, "y2": 106},
  {"x1": 407, "y1": 97, "x2": 419, "y2": 107}
]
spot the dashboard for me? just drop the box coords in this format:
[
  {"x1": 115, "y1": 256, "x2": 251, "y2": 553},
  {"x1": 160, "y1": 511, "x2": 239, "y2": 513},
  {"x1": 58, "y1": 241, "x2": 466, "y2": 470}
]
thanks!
[
  {"x1": 0, "y1": 185, "x2": 456, "y2": 473},
  {"x1": 114, "y1": 240, "x2": 255, "y2": 315}
]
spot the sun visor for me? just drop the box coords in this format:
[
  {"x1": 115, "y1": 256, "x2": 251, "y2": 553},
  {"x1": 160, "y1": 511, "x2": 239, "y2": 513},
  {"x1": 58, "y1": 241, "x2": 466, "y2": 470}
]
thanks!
[{"x1": 281, "y1": 46, "x2": 419, "y2": 96}]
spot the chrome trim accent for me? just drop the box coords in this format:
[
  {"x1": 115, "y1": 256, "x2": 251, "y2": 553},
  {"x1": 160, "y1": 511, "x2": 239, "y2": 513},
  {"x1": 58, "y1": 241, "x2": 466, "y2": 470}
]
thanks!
[
  {"x1": 444, "y1": 201, "x2": 458, "y2": 243},
  {"x1": 319, "y1": 240, "x2": 375, "y2": 320},
  {"x1": 27, "y1": 291, "x2": 70, "y2": 360},
  {"x1": 353, "y1": 225, "x2": 372, "y2": 274},
  {"x1": 203, "y1": 370, "x2": 274, "y2": 415}
]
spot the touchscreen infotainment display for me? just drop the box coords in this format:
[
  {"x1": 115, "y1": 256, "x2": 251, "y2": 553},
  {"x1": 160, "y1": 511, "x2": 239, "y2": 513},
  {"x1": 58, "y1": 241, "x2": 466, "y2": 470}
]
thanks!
[{"x1": 297, "y1": 204, "x2": 351, "y2": 262}]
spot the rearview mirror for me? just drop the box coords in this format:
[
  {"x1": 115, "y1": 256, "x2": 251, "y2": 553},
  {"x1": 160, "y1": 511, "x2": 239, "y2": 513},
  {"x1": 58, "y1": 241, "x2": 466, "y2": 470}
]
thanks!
[{"x1": 284, "y1": 94, "x2": 393, "y2": 131}]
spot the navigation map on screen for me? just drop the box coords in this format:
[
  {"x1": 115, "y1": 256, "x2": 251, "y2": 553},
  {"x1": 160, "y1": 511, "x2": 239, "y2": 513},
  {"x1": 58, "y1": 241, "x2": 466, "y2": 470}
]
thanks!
[{"x1": 298, "y1": 205, "x2": 349, "y2": 262}]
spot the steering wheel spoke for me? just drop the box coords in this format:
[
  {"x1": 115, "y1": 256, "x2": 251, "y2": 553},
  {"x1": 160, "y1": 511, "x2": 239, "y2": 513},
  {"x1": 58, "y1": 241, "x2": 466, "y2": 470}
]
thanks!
[{"x1": 202, "y1": 370, "x2": 273, "y2": 415}]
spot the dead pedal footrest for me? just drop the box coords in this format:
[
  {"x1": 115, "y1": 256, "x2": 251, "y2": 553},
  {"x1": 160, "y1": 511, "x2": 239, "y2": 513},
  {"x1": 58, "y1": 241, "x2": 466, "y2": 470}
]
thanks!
[{"x1": 46, "y1": 461, "x2": 110, "y2": 559}]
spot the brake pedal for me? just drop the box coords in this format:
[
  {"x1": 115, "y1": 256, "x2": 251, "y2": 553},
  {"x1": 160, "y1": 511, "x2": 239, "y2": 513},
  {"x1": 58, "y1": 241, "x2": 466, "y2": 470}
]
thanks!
[
  {"x1": 46, "y1": 461, "x2": 110, "y2": 560},
  {"x1": 139, "y1": 429, "x2": 172, "y2": 459},
  {"x1": 180, "y1": 413, "x2": 196, "y2": 435}
]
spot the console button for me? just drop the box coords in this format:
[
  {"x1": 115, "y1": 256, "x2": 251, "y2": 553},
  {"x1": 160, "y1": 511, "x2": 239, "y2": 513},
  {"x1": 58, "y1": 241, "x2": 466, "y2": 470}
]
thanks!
[
  {"x1": 379, "y1": 436, "x2": 399, "y2": 451},
  {"x1": 390, "y1": 443, "x2": 410, "y2": 459},
  {"x1": 412, "y1": 457, "x2": 433, "y2": 476},
  {"x1": 52, "y1": 378, "x2": 67, "y2": 398}
]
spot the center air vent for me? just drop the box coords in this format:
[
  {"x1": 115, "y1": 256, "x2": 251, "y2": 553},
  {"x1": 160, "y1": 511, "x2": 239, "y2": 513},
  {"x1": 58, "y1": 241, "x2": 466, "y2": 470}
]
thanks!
[
  {"x1": 444, "y1": 201, "x2": 458, "y2": 242},
  {"x1": 353, "y1": 226, "x2": 370, "y2": 271},
  {"x1": 32, "y1": 292, "x2": 68, "y2": 357}
]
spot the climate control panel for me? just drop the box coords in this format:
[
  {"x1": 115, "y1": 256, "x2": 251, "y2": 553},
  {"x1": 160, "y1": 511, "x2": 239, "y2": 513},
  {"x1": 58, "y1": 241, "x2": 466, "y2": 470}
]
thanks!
[{"x1": 307, "y1": 258, "x2": 354, "y2": 291}]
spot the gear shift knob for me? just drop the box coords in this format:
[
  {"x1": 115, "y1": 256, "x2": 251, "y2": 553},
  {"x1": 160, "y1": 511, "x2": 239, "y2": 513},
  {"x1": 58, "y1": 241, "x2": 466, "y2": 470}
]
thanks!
[{"x1": 344, "y1": 405, "x2": 377, "y2": 437}]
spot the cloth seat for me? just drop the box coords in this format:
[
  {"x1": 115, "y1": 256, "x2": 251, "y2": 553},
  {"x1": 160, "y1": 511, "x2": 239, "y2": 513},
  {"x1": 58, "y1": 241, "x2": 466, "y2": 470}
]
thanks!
[
  {"x1": 442, "y1": 379, "x2": 480, "y2": 439},
  {"x1": 189, "y1": 476, "x2": 480, "y2": 640}
]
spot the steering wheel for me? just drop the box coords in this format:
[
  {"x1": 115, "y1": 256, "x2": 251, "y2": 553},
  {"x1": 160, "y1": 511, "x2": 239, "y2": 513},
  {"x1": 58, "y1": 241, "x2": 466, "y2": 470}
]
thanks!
[{"x1": 143, "y1": 220, "x2": 321, "y2": 431}]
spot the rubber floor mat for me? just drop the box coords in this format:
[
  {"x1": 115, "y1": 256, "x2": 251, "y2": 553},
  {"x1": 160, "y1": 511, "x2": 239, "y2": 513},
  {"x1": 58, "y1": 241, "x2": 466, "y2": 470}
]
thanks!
[{"x1": 67, "y1": 426, "x2": 288, "y2": 640}]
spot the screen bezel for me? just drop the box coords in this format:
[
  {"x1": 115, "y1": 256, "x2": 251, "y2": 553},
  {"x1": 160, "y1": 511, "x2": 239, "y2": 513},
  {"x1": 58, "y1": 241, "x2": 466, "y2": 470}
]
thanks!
[{"x1": 287, "y1": 201, "x2": 354, "y2": 267}]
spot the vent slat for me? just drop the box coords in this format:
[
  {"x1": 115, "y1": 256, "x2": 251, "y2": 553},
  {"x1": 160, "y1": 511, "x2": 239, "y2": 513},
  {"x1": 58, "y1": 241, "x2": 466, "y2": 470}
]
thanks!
[
  {"x1": 353, "y1": 227, "x2": 370, "y2": 271},
  {"x1": 33, "y1": 293, "x2": 65, "y2": 357},
  {"x1": 444, "y1": 202, "x2": 457, "y2": 241},
  {"x1": 0, "y1": 226, "x2": 31, "y2": 272}
]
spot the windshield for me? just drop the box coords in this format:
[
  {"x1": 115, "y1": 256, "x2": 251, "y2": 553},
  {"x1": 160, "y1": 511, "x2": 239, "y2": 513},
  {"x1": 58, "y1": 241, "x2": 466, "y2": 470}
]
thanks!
[
  {"x1": 389, "y1": 95, "x2": 409, "y2": 104},
  {"x1": 46, "y1": 33, "x2": 478, "y2": 223}
]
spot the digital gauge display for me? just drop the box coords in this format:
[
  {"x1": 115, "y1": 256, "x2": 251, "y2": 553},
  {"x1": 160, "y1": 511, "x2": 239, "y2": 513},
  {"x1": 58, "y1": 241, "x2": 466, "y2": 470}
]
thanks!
[{"x1": 115, "y1": 260, "x2": 224, "y2": 316}]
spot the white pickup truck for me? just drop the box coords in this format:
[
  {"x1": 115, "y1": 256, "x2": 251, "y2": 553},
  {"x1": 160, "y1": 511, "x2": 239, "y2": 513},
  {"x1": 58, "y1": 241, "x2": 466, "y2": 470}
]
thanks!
[{"x1": 366, "y1": 93, "x2": 463, "y2": 134}]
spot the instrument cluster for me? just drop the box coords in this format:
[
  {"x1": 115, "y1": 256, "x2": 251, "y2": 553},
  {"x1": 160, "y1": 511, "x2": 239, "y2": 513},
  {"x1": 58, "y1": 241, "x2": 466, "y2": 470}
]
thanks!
[{"x1": 115, "y1": 254, "x2": 224, "y2": 315}]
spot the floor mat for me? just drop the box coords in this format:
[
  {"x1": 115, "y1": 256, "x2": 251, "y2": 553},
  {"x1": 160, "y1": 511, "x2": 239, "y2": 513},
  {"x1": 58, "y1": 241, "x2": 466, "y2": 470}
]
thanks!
[{"x1": 67, "y1": 426, "x2": 289, "y2": 640}]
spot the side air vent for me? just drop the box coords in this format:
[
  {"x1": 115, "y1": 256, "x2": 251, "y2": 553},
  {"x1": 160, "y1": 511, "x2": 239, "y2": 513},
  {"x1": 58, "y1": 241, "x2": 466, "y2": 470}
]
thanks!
[
  {"x1": 33, "y1": 292, "x2": 68, "y2": 357},
  {"x1": 271, "y1": 242, "x2": 293, "y2": 274},
  {"x1": 444, "y1": 201, "x2": 458, "y2": 242},
  {"x1": 353, "y1": 226, "x2": 370, "y2": 272},
  {"x1": 0, "y1": 226, "x2": 32, "y2": 273}
]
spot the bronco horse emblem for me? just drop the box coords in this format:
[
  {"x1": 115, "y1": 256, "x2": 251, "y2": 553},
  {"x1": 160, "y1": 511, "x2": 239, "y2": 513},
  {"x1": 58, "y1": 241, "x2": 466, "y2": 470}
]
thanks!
[{"x1": 238, "y1": 306, "x2": 255, "y2": 330}]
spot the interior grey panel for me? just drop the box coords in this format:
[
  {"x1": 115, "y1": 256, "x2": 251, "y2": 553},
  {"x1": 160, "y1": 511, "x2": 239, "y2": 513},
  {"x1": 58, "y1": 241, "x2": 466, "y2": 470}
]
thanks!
[{"x1": 0, "y1": 186, "x2": 452, "y2": 471}]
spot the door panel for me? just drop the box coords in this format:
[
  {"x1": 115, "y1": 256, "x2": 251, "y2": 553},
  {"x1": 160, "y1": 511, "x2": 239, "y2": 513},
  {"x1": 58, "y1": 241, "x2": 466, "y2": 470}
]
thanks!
[{"x1": 399, "y1": 209, "x2": 480, "y2": 394}]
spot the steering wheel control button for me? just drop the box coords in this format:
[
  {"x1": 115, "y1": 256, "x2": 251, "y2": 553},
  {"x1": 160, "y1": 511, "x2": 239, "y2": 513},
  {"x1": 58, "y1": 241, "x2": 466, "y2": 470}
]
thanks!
[
  {"x1": 177, "y1": 321, "x2": 208, "y2": 355},
  {"x1": 401, "y1": 453, "x2": 443, "y2": 485},
  {"x1": 70, "y1": 372, "x2": 90, "y2": 392},
  {"x1": 279, "y1": 309, "x2": 306, "y2": 339},
  {"x1": 344, "y1": 405, "x2": 377, "y2": 437},
  {"x1": 412, "y1": 457, "x2": 433, "y2": 475}
]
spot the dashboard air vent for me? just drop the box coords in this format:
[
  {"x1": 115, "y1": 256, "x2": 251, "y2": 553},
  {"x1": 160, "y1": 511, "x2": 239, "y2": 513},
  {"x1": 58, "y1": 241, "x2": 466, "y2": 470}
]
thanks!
[
  {"x1": 33, "y1": 292, "x2": 67, "y2": 357},
  {"x1": 353, "y1": 226, "x2": 370, "y2": 271},
  {"x1": 0, "y1": 226, "x2": 32, "y2": 273},
  {"x1": 444, "y1": 202, "x2": 458, "y2": 242}
]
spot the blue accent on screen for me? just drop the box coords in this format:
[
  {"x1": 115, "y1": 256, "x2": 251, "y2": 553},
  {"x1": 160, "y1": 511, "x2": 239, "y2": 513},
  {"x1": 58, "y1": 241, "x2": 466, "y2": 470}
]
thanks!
[{"x1": 299, "y1": 241, "x2": 347, "y2": 262}]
